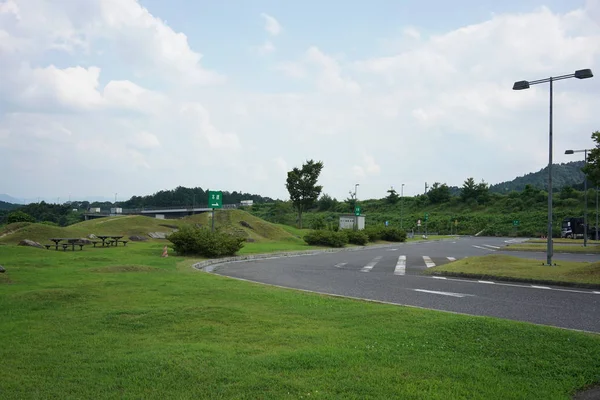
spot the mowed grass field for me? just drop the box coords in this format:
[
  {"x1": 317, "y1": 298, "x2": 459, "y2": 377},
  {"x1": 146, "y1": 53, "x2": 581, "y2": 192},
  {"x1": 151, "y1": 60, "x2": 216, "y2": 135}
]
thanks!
[{"x1": 1, "y1": 230, "x2": 600, "y2": 398}]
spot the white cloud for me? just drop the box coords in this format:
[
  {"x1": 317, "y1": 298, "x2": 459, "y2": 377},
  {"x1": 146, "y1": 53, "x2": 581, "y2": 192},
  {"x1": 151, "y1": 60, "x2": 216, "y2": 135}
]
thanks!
[
  {"x1": 252, "y1": 40, "x2": 275, "y2": 55},
  {"x1": 1, "y1": 2, "x2": 600, "y2": 201},
  {"x1": 261, "y1": 13, "x2": 282, "y2": 36}
]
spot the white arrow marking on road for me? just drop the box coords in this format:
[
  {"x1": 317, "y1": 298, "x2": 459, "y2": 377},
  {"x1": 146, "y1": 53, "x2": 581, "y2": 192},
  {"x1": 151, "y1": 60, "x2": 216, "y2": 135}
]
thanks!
[
  {"x1": 413, "y1": 289, "x2": 473, "y2": 298},
  {"x1": 447, "y1": 257, "x2": 456, "y2": 261},
  {"x1": 334, "y1": 262, "x2": 347, "y2": 268},
  {"x1": 423, "y1": 256, "x2": 436, "y2": 268},
  {"x1": 361, "y1": 256, "x2": 382, "y2": 272},
  {"x1": 394, "y1": 255, "x2": 406, "y2": 275}
]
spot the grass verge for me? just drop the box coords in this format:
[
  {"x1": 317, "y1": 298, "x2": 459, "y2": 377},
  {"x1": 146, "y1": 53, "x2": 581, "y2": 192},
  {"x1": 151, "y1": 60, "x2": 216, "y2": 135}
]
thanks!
[
  {"x1": 424, "y1": 254, "x2": 600, "y2": 287},
  {"x1": 505, "y1": 243, "x2": 600, "y2": 254},
  {"x1": 1, "y1": 244, "x2": 600, "y2": 399}
]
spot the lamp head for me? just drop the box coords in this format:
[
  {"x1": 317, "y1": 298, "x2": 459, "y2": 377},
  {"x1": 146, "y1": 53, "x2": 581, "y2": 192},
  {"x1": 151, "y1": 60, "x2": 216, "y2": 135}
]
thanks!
[
  {"x1": 574, "y1": 69, "x2": 593, "y2": 79},
  {"x1": 512, "y1": 80, "x2": 530, "y2": 90},
  {"x1": 565, "y1": 150, "x2": 574, "y2": 155}
]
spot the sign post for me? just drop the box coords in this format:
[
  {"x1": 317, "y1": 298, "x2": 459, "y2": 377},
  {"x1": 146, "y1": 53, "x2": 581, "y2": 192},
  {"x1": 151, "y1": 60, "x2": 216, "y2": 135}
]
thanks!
[
  {"x1": 513, "y1": 219, "x2": 519, "y2": 236},
  {"x1": 354, "y1": 206, "x2": 361, "y2": 230},
  {"x1": 208, "y1": 191, "x2": 223, "y2": 232},
  {"x1": 424, "y1": 213, "x2": 429, "y2": 237}
]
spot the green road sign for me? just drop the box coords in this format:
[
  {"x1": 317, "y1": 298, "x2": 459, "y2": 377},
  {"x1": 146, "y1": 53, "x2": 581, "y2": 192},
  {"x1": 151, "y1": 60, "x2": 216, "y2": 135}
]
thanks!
[
  {"x1": 354, "y1": 206, "x2": 361, "y2": 216},
  {"x1": 424, "y1": 213, "x2": 429, "y2": 221},
  {"x1": 513, "y1": 220, "x2": 519, "y2": 226},
  {"x1": 209, "y1": 191, "x2": 223, "y2": 209}
]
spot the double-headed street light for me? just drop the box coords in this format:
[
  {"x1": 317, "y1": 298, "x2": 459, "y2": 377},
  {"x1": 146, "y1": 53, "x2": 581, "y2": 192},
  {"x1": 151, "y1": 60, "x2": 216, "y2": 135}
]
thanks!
[
  {"x1": 565, "y1": 149, "x2": 592, "y2": 247},
  {"x1": 513, "y1": 68, "x2": 594, "y2": 265}
]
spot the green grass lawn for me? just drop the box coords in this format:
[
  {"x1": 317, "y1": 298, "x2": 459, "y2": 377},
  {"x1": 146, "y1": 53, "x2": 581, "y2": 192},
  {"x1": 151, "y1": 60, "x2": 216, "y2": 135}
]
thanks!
[
  {"x1": 1, "y1": 243, "x2": 600, "y2": 399},
  {"x1": 505, "y1": 243, "x2": 600, "y2": 254},
  {"x1": 425, "y1": 254, "x2": 600, "y2": 285}
]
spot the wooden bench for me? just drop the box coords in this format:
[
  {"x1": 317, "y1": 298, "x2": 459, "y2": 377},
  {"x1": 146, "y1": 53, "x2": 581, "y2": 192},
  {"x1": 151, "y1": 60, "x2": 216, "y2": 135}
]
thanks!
[
  {"x1": 44, "y1": 244, "x2": 52, "y2": 250},
  {"x1": 91, "y1": 241, "x2": 99, "y2": 247},
  {"x1": 61, "y1": 244, "x2": 69, "y2": 251},
  {"x1": 121, "y1": 240, "x2": 129, "y2": 246}
]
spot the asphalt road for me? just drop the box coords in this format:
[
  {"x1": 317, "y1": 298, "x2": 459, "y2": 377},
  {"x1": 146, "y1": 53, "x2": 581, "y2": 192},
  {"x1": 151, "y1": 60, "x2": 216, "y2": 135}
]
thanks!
[{"x1": 212, "y1": 237, "x2": 600, "y2": 333}]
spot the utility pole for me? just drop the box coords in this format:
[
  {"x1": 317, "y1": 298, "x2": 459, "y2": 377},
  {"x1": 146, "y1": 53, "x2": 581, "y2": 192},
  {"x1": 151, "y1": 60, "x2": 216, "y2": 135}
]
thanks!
[{"x1": 424, "y1": 182, "x2": 428, "y2": 195}]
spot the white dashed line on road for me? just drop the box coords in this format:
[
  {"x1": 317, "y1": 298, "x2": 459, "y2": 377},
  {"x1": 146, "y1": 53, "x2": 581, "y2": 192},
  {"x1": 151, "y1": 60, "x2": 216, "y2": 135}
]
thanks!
[
  {"x1": 394, "y1": 255, "x2": 406, "y2": 275},
  {"x1": 413, "y1": 289, "x2": 473, "y2": 298},
  {"x1": 423, "y1": 256, "x2": 436, "y2": 268},
  {"x1": 478, "y1": 280, "x2": 495, "y2": 284},
  {"x1": 334, "y1": 262, "x2": 347, "y2": 268},
  {"x1": 472, "y1": 245, "x2": 495, "y2": 251},
  {"x1": 361, "y1": 256, "x2": 382, "y2": 272},
  {"x1": 447, "y1": 257, "x2": 456, "y2": 261},
  {"x1": 531, "y1": 285, "x2": 551, "y2": 290}
]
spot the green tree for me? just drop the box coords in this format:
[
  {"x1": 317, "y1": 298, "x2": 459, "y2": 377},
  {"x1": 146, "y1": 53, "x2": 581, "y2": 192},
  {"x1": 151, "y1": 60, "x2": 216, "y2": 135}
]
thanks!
[
  {"x1": 317, "y1": 194, "x2": 337, "y2": 211},
  {"x1": 7, "y1": 210, "x2": 36, "y2": 224},
  {"x1": 476, "y1": 180, "x2": 490, "y2": 204},
  {"x1": 583, "y1": 130, "x2": 600, "y2": 186},
  {"x1": 386, "y1": 187, "x2": 400, "y2": 204},
  {"x1": 285, "y1": 160, "x2": 324, "y2": 228},
  {"x1": 461, "y1": 177, "x2": 478, "y2": 202},
  {"x1": 427, "y1": 182, "x2": 451, "y2": 204}
]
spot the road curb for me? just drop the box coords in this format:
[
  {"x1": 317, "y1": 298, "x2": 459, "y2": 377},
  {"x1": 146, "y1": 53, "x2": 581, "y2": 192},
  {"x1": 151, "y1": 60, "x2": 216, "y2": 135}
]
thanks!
[{"x1": 427, "y1": 271, "x2": 600, "y2": 290}]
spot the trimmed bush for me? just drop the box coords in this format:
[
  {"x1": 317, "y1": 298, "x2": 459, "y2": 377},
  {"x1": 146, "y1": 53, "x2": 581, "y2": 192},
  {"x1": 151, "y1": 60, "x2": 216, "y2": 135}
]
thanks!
[
  {"x1": 168, "y1": 225, "x2": 245, "y2": 257},
  {"x1": 381, "y1": 227, "x2": 407, "y2": 242},
  {"x1": 304, "y1": 230, "x2": 348, "y2": 248},
  {"x1": 344, "y1": 229, "x2": 369, "y2": 245},
  {"x1": 364, "y1": 226, "x2": 384, "y2": 241}
]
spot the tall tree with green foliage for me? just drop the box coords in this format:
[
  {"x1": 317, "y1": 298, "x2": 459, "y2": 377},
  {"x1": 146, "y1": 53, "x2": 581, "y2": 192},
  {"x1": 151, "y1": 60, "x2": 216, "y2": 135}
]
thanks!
[
  {"x1": 583, "y1": 131, "x2": 600, "y2": 186},
  {"x1": 427, "y1": 182, "x2": 451, "y2": 204},
  {"x1": 285, "y1": 160, "x2": 324, "y2": 228},
  {"x1": 461, "y1": 177, "x2": 478, "y2": 202},
  {"x1": 386, "y1": 187, "x2": 400, "y2": 204}
]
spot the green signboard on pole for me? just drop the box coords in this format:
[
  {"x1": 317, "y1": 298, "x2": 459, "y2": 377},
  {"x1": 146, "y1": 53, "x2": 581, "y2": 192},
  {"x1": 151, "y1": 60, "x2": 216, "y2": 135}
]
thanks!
[
  {"x1": 354, "y1": 206, "x2": 361, "y2": 216},
  {"x1": 513, "y1": 220, "x2": 519, "y2": 226},
  {"x1": 424, "y1": 213, "x2": 429, "y2": 221},
  {"x1": 209, "y1": 191, "x2": 223, "y2": 209}
]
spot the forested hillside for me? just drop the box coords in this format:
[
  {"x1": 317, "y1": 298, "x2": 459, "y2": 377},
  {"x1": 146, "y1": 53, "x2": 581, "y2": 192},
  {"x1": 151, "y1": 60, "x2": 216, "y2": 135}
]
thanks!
[{"x1": 489, "y1": 161, "x2": 585, "y2": 193}]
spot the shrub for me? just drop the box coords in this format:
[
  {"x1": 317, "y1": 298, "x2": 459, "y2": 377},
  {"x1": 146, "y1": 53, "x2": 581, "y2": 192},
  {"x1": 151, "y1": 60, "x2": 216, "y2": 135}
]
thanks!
[
  {"x1": 304, "y1": 230, "x2": 348, "y2": 248},
  {"x1": 381, "y1": 227, "x2": 407, "y2": 242},
  {"x1": 7, "y1": 211, "x2": 35, "y2": 224},
  {"x1": 364, "y1": 226, "x2": 384, "y2": 241},
  {"x1": 344, "y1": 229, "x2": 369, "y2": 245},
  {"x1": 168, "y1": 225, "x2": 245, "y2": 257}
]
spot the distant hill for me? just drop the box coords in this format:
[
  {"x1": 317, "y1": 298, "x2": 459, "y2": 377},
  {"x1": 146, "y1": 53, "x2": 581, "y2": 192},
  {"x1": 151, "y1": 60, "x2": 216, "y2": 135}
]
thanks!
[{"x1": 489, "y1": 161, "x2": 585, "y2": 193}]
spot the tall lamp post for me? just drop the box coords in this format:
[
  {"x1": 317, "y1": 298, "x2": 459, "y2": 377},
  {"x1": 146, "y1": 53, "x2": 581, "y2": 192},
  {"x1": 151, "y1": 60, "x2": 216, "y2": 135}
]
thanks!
[
  {"x1": 513, "y1": 68, "x2": 594, "y2": 265},
  {"x1": 565, "y1": 148, "x2": 591, "y2": 246},
  {"x1": 400, "y1": 183, "x2": 405, "y2": 229},
  {"x1": 354, "y1": 183, "x2": 359, "y2": 230}
]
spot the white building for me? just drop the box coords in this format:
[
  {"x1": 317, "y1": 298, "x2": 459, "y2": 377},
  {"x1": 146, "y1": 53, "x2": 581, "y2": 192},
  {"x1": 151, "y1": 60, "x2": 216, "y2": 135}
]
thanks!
[{"x1": 339, "y1": 215, "x2": 365, "y2": 230}]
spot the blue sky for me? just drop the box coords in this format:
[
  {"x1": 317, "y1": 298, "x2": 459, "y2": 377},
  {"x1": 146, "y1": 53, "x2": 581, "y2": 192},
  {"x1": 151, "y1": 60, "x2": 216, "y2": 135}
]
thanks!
[{"x1": 0, "y1": 0, "x2": 599, "y2": 203}]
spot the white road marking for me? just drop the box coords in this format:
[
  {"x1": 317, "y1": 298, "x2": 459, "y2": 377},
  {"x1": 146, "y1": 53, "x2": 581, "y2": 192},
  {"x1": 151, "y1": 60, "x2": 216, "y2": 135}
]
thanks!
[
  {"x1": 394, "y1": 255, "x2": 406, "y2": 275},
  {"x1": 387, "y1": 248, "x2": 398, "y2": 252},
  {"x1": 426, "y1": 276, "x2": 599, "y2": 295},
  {"x1": 361, "y1": 256, "x2": 382, "y2": 272},
  {"x1": 447, "y1": 257, "x2": 456, "y2": 261},
  {"x1": 413, "y1": 289, "x2": 473, "y2": 298},
  {"x1": 423, "y1": 256, "x2": 436, "y2": 268},
  {"x1": 334, "y1": 262, "x2": 347, "y2": 268},
  {"x1": 472, "y1": 245, "x2": 495, "y2": 251},
  {"x1": 483, "y1": 244, "x2": 501, "y2": 249}
]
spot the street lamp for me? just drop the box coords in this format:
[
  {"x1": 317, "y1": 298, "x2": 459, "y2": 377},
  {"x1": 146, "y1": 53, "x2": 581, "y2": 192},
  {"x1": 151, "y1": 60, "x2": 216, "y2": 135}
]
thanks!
[
  {"x1": 513, "y1": 68, "x2": 594, "y2": 265},
  {"x1": 565, "y1": 148, "x2": 592, "y2": 246},
  {"x1": 400, "y1": 183, "x2": 405, "y2": 229},
  {"x1": 354, "y1": 183, "x2": 359, "y2": 230}
]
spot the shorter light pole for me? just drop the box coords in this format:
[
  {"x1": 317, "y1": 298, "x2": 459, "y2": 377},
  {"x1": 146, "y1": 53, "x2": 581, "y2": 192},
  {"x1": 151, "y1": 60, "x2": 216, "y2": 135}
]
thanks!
[
  {"x1": 565, "y1": 148, "x2": 591, "y2": 246},
  {"x1": 596, "y1": 186, "x2": 599, "y2": 241},
  {"x1": 400, "y1": 183, "x2": 405, "y2": 229}
]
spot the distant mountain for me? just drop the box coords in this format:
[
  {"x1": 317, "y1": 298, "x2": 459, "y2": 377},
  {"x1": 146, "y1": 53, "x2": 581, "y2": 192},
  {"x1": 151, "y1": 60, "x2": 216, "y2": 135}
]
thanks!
[
  {"x1": 0, "y1": 194, "x2": 23, "y2": 204},
  {"x1": 489, "y1": 161, "x2": 586, "y2": 193}
]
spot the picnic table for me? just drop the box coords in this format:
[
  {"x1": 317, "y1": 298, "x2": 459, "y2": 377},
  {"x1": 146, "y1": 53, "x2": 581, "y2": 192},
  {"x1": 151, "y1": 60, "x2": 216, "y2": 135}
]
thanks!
[
  {"x1": 48, "y1": 238, "x2": 85, "y2": 251},
  {"x1": 97, "y1": 235, "x2": 125, "y2": 247}
]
